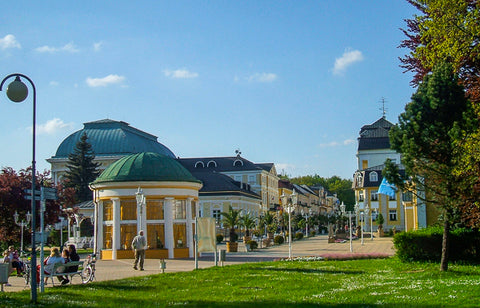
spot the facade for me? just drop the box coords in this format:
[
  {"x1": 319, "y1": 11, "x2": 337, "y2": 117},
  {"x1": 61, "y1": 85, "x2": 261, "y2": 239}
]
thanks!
[
  {"x1": 89, "y1": 152, "x2": 202, "y2": 260},
  {"x1": 178, "y1": 154, "x2": 278, "y2": 215},
  {"x1": 353, "y1": 117, "x2": 426, "y2": 232}
]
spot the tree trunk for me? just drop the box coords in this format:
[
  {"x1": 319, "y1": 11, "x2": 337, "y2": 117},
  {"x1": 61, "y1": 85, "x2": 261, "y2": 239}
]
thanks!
[{"x1": 440, "y1": 218, "x2": 450, "y2": 271}]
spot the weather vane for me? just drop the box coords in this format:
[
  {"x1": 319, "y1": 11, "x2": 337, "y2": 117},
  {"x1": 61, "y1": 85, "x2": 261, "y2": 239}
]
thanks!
[
  {"x1": 379, "y1": 97, "x2": 388, "y2": 119},
  {"x1": 235, "y1": 148, "x2": 242, "y2": 156}
]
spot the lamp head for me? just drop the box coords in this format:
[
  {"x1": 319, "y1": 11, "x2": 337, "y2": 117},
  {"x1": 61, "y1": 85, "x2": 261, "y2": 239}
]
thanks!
[
  {"x1": 6, "y1": 76, "x2": 28, "y2": 103},
  {"x1": 14, "y1": 211, "x2": 19, "y2": 224},
  {"x1": 340, "y1": 202, "x2": 346, "y2": 214},
  {"x1": 135, "y1": 187, "x2": 144, "y2": 204},
  {"x1": 291, "y1": 189, "x2": 298, "y2": 205}
]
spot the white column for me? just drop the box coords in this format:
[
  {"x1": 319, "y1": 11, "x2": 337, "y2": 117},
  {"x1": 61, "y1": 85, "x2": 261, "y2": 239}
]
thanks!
[
  {"x1": 112, "y1": 198, "x2": 120, "y2": 260},
  {"x1": 96, "y1": 200, "x2": 103, "y2": 255},
  {"x1": 186, "y1": 198, "x2": 194, "y2": 258},
  {"x1": 164, "y1": 197, "x2": 174, "y2": 258}
]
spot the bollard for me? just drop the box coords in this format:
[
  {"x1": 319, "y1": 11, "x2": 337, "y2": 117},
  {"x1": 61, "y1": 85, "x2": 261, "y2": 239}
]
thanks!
[
  {"x1": 0, "y1": 263, "x2": 10, "y2": 292},
  {"x1": 219, "y1": 249, "x2": 226, "y2": 266},
  {"x1": 159, "y1": 259, "x2": 166, "y2": 273}
]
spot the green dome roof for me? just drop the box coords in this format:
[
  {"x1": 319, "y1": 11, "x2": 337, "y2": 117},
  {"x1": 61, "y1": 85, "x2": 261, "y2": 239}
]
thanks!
[
  {"x1": 93, "y1": 152, "x2": 201, "y2": 184},
  {"x1": 52, "y1": 119, "x2": 175, "y2": 159}
]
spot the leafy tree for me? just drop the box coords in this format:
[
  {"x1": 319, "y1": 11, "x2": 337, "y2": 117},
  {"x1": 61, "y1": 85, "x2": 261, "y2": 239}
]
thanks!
[
  {"x1": 289, "y1": 175, "x2": 354, "y2": 205},
  {"x1": 384, "y1": 63, "x2": 477, "y2": 271},
  {"x1": 64, "y1": 133, "x2": 100, "y2": 202},
  {"x1": 400, "y1": 0, "x2": 480, "y2": 103},
  {"x1": 221, "y1": 206, "x2": 242, "y2": 242},
  {"x1": 0, "y1": 167, "x2": 58, "y2": 247}
]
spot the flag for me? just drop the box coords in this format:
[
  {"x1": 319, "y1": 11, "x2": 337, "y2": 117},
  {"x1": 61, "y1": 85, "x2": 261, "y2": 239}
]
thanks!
[
  {"x1": 378, "y1": 177, "x2": 397, "y2": 198},
  {"x1": 196, "y1": 217, "x2": 216, "y2": 252}
]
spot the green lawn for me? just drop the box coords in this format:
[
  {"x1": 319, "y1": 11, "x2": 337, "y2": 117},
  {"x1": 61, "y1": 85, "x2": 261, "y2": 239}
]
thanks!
[{"x1": 1, "y1": 257, "x2": 479, "y2": 307}]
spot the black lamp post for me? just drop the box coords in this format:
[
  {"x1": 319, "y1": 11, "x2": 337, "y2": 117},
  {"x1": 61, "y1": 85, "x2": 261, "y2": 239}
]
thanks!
[{"x1": 0, "y1": 73, "x2": 38, "y2": 303}]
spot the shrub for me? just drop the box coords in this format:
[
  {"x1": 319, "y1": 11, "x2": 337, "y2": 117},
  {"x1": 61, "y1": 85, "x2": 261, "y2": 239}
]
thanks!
[
  {"x1": 394, "y1": 227, "x2": 480, "y2": 263},
  {"x1": 309, "y1": 230, "x2": 316, "y2": 237},
  {"x1": 295, "y1": 232, "x2": 304, "y2": 240},
  {"x1": 216, "y1": 234, "x2": 224, "y2": 244},
  {"x1": 274, "y1": 235, "x2": 285, "y2": 245},
  {"x1": 247, "y1": 240, "x2": 258, "y2": 250}
]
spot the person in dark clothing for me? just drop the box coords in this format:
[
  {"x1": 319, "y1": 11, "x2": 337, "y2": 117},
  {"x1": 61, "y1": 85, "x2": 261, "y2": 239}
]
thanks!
[{"x1": 58, "y1": 244, "x2": 80, "y2": 285}]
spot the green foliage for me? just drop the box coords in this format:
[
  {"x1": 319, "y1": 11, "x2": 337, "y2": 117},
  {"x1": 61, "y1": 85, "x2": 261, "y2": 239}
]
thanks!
[
  {"x1": 240, "y1": 212, "x2": 256, "y2": 237},
  {"x1": 394, "y1": 227, "x2": 480, "y2": 264},
  {"x1": 247, "y1": 240, "x2": 258, "y2": 250},
  {"x1": 376, "y1": 213, "x2": 385, "y2": 227},
  {"x1": 64, "y1": 133, "x2": 100, "y2": 202},
  {"x1": 221, "y1": 206, "x2": 242, "y2": 242},
  {"x1": 216, "y1": 234, "x2": 224, "y2": 244},
  {"x1": 274, "y1": 235, "x2": 285, "y2": 245},
  {"x1": 295, "y1": 232, "x2": 304, "y2": 240},
  {"x1": 309, "y1": 230, "x2": 316, "y2": 237},
  {"x1": 290, "y1": 175, "x2": 355, "y2": 205}
]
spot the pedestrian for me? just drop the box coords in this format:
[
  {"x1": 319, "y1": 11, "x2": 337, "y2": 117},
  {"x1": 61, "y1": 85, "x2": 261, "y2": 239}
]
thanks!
[{"x1": 131, "y1": 230, "x2": 146, "y2": 271}]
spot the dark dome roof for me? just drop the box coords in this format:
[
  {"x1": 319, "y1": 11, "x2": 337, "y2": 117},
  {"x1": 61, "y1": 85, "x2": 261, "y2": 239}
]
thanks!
[
  {"x1": 93, "y1": 152, "x2": 201, "y2": 184},
  {"x1": 52, "y1": 119, "x2": 175, "y2": 159}
]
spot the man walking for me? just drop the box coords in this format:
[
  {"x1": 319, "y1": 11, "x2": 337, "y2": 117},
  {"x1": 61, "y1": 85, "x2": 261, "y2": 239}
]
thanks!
[{"x1": 131, "y1": 230, "x2": 147, "y2": 270}]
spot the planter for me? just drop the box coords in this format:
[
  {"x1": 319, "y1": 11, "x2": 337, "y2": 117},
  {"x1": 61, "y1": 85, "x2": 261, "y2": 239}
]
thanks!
[
  {"x1": 377, "y1": 227, "x2": 385, "y2": 238},
  {"x1": 226, "y1": 242, "x2": 238, "y2": 252}
]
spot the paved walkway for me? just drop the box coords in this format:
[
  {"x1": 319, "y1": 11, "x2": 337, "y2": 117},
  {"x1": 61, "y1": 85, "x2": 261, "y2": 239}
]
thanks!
[{"x1": 2, "y1": 235, "x2": 394, "y2": 293}]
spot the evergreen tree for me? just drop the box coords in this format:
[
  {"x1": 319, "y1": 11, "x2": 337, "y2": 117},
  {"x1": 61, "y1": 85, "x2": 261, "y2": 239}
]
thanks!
[{"x1": 64, "y1": 133, "x2": 100, "y2": 202}]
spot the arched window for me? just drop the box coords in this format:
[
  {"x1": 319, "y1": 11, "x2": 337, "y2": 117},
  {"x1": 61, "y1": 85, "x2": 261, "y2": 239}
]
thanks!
[
  {"x1": 233, "y1": 159, "x2": 243, "y2": 167},
  {"x1": 207, "y1": 160, "x2": 217, "y2": 168},
  {"x1": 369, "y1": 171, "x2": 378, "y2": 182},
  {"x1": 194, "y1": 161, "x2": 205, "y2": 168}
]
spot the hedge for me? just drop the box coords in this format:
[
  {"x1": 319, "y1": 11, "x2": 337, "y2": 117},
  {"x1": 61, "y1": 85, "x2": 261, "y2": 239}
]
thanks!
[{"x1": 393, "y1": 227, "x2": 480, "y2": 263}]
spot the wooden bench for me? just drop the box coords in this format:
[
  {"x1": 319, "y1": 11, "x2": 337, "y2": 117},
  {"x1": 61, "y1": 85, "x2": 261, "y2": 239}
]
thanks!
[{"x1": 44, "y1": 261, "x2": 84, "y2": 285}]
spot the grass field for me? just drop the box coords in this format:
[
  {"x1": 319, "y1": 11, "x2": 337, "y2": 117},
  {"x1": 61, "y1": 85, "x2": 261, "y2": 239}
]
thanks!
[{"x1": 1, "y1": 257, "x2": 479, "y2": 307}]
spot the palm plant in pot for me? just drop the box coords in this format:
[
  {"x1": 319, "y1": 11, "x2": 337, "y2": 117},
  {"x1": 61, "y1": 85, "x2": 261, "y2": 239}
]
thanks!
[
  {"x1": 241, "y1": 211, "x2": 256, "y2": 243},
  {"x1": 376, "y1": 213, "x2": 385, "y2": 237},
  {"x1": 221, "y1": 206, "x2": 241, "y2": 252}
]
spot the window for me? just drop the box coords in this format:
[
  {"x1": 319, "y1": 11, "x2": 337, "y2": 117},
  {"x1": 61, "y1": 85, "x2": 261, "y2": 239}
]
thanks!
[
  {"x1": 233, "y1": 159, "x2": 243, "y2": 167},
  {"x1": 369, "y1": 171, "x2": 378, "y2": 182},
  {"x1": 173, "y1": 200, "x2": 186, "y2": 219},
  {"x1": 212, "y1": 209, "x2": 221, "y2": 222},
  {"x1": 120, "y1": 224, "x2": 136, "y2": 250},
  {"x1": 194, "y1": 161, "x2": 205, "y2": 168},
  {"x1": 370, "y1": 190, "x2": 378, "y2": 201},
  {"x1": 103, "y1": 225, "x2": 113, "y2": 249},
  {"x1": 402, "y1": 191, "x2": 413, "y2": 202},
  {"x1": 389, "y1": 194, "x2": 396, "y2": 201},
  {"x1": 372, "y1": 211, "x2": 378, "y2": 221},
  {"x1": 359, "y1": 191, "x2": 364, "y2": 202},
  {"x1": 389, "y1": 210, "x2": 397, "y2": 221},
  {"x1": 120, "y1": 200, "x2": 136, "y2": 220},
  {"x1": 147, "y1": 223, "x2": 165, "y2": 249},
  {"x1": 207, "y1": 160, "x2": 217, "y2": 168},
  {"x1": 147, "y1": 200, "x2": 164, "y2": 220},
  {"x1": 248, "y1": 175, "x2": 255, "y2": 184},
  {"x1": 191, "y1": 201, "x2": 196, "y2": 218},
  {"x1": 234, "y1": 175, "x2": 242, "y2": 182},
  {"x1": 173, "y1": 223, "x2": 187, "y2": 248},
  {"x1": 103, "y1": 200, "x2": 113, "y2": 221}
]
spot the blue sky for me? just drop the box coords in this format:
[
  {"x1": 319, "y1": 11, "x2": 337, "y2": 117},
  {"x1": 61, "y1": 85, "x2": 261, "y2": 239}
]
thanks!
[{"x1": 0, "y1": 1, "x2": 417, "y2": 180}]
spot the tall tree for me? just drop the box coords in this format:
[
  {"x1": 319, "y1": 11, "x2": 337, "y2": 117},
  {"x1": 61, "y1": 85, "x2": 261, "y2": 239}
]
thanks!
[
  {"x1": 290, "y1": 175, "x2": 354, "y2": 205},
  {"x1": 384, "y1": 63, "x2": 477, "y2": 271},
  {"x1": 400, "y1": 0, "x2": 480, "y2": 103},
  {"x1": 64, "y1": 133, "x2": 100, "y2": 202}
]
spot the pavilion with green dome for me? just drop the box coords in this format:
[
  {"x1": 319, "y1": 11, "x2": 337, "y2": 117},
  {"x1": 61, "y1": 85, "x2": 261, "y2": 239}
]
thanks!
[{"x1": 89, "y1": 152, "x2": 202, "y2": 260}]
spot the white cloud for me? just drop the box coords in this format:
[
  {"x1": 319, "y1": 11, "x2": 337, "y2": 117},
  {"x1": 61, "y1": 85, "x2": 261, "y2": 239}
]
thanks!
[
  {"x1": 86, "y1": 74, "x2": 125, "y2": 87},
  {"x1": 35, "y1": 42, "x2": 79, "y2": 53},
  {"x1": 247, "y1": 72, "x2": 277, "y2": 83},
  {"x1": 163, "y1": 69, "x2": 199, "y2": 79},
  {"x1": 319, "y1": 139, "x2": 356, "y2": 148},
  {"x1": 49, "y1": 81, "x2": 59, "y2": 86},
  {"x1": 93, "y1": 41, "x2": 103, "y2": 52},
  {"x1": 0, "y1": 34, "x2": 21, "y2": 50},
  {"x1": 333, "y1": 49, "x2": 364, "y2": 75},
  {"x1": 35, "y1": 118, "x2": 74, "y2": 135}
]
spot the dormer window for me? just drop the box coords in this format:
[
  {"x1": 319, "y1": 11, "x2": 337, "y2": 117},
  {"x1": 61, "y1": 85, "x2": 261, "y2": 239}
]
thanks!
[
  {"x1": 194, "y1": 161, "x2": 205, "y2": 168},
  {"x1": 233, "y1": 159, "x2": 243, "y2": 167},
  {"x1": 207, "y1": 160, "x2": 217, "y2": 168},
  {"x1": 369, "y1": 171, "x2": 378, "y2": 182}
]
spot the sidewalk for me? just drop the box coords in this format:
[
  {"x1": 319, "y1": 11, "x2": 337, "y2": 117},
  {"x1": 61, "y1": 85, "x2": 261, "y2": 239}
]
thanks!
[{"x1": 1, "y1": 235, "x2": 394, "y2": 293}]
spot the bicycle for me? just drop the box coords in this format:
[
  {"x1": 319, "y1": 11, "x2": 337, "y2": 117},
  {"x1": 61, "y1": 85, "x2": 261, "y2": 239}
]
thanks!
[
  {"x1": 81, "y1": 253, "x2": 96, "y2": 283},
  {"x1": 19, "y1": 251, "x2": 31, "y2": 287}
]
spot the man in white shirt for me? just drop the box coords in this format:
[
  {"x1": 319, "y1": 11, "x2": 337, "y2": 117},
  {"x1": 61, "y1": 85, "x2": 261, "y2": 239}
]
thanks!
[{"x1": 131, "y1": 230, "x2": 147, "y2": 270}]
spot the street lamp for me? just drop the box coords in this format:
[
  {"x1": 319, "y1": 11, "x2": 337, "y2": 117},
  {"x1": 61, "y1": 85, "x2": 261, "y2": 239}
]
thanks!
[
  {"x1": 14, "y1": 211, "x2": 31, "y2": 253},
  {"x1": 281, "y1": 189, "x2": 297, "y2": 259},
  {"x1": 365, "y1": 206, "x2": 373, "y2": 241},
  {"x1": 135, "y1": 187, "x2": 146, "y2": 231},
  {"x1": 355, "y1": 203, "x2": 363, "y2": 245},
  {"x1": 340, "y1": 202, "x2": 355, "y2": 253},
  {"x1": 301, "y1": 209, "x2": 312, "y2": 237},
  {"x1": 0, "y1": 73, "x2": 38, "y2": 302}
]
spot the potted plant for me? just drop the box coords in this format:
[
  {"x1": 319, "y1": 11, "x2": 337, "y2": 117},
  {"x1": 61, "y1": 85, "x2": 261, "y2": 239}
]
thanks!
[
  {"x1": 377, "y1": 213, "x2": 385, "y2": 237},
  {"x1": 241, "y1": 212, "x2": 256, "y2": 243},
  {"x1": 221, "y1": 206, "x2": 241, "y2": 252}
]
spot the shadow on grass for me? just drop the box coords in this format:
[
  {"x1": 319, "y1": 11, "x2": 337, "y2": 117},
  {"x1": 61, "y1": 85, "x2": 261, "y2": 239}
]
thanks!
[{"x1": 253, "y1": 267, "x2": 365, "y2": 275}]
